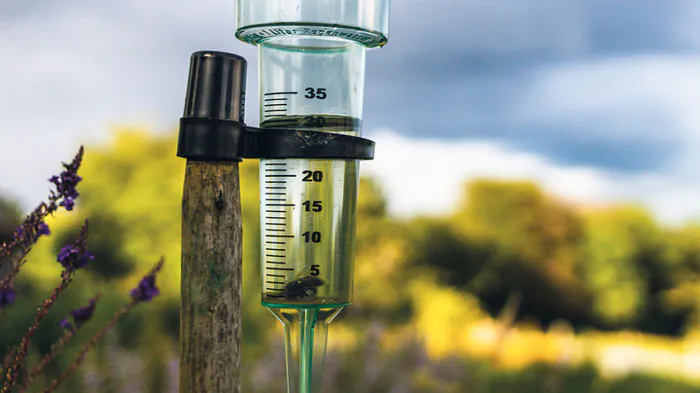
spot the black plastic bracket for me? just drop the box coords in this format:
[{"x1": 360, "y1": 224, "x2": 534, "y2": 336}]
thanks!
[
  {"x1": 176, "y1": 50, "x2": 374, "y2": 162},
  {"x1": 176, "y1": 117, "x2": 374, "y2": 162}
]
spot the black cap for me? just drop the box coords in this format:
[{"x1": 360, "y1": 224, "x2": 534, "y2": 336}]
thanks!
[{"x1": 183, "y1": 51, "x2": 247, "y2": 123}]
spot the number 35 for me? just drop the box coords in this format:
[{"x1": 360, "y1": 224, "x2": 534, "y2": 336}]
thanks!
[{"x1": 305, "y1": 88, "x2": 327, "y2": 99}]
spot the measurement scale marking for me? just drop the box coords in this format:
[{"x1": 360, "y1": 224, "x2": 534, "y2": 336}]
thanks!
[
  {"x1": 266, "y1": 174, "x2": 297, "y2": 177},
  {"x1": 265, "y1": 234, "x2": 295, "y2": 238},
  {"x1": 266, "y1": 254, "x2": 285, "y2": 257},
  {"x1": 266, "y1": 274, "x2": 286, "y2": 278},
  {"x1": 268, "y1": 267, "x2": 294, "y2": 271},
  {"x1": 264, "y1": 98, "x2": 288, "y2": 102},
  {"x1": 265, "y1": 103, "x2": 287, "y2": 107},
  {"x1": 264, "y1": 109, "x2": 287, "y2": 113},
  {"x1": 266, "y1": 222, "x2": 285, "y2": 226},
  {"x1": 264, "y1": 91, "x2": 298, "y2": 96},
  {"x1": 265, "y1": 210, "x2": 286, "y2": 213},
  {"x1": 266, "y1": 163, "x2": 286, "y2": 166},
  {"x1": 266, "y1": 280, "x2": 286, "y2": 285},
  {"x1": 266, "y1": 241, "x2": 286, "y2": 245},
  {"x1": 265, "y1": 182, "x2": 287, "y2": 184},
  {"x1": 265, "y1": 169, "x2": 287, "y2": 172},
  {"x1": 265, "y1": 216, "x2": 286, "y2": 220},
  {"x1": 266, "y1": 229, "x2": 286, "y2": 232},
  {"x1": 265, "y1": 248, "x2": 285, "y2": 251},
  {"x1": 266, "y1": 261, "x2": 286, "y2": 265}
]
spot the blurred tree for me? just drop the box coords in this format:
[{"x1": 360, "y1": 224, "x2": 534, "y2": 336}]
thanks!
[
  {"x1": 579, "y1": 205, "x2": 692, "y2": 335},
  {"x1": 0, "y1": 195, "x2": 21, "y2": 244},
  {"x1": 657, "y1": 223, "x2": 700, "y2": 335},
  {"x1": 579, "y1": 206, "x2": 649, "y2": 327},
  {"x1": 344, "y1": 177, "x2": 415, "y2": 325},
  {"x1": 0, "y1": 195, "x2": 22, "y2": 279},
  {"x1": 450, "y1": 179, "x2": 591, "y2": 327}
]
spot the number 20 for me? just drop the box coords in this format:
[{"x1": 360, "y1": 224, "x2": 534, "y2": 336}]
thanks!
[{"x1": 302, "y1": 170, "x2": 323, "y2": 182}]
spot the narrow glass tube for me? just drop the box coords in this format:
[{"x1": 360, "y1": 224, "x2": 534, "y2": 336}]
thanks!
[{"x1": 258, "y1": 37, "x2": 365, "y2": 309}]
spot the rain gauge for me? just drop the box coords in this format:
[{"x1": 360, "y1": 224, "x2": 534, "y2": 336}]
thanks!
[{"x1": 176, "y1": 1, "x2": 390, "y2": 392}]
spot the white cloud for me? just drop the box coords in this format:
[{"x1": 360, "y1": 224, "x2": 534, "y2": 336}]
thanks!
[
  {"x1": 363, "y1": 128, "x2": 614, "y2": 218},
  {"x1": 507, "y1": 55, "x2": 700, "y2": 223},
  {"x1": 517, "y1": 55, "x2": 700, "y2": 143},
  {"x1": 363, "y1": 128, "x2": 700, "y2": 225}
]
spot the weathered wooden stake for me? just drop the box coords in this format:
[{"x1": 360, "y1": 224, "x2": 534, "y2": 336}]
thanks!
[{"x1": 180, "y1": 161, "x2": 242, "y2": 393}]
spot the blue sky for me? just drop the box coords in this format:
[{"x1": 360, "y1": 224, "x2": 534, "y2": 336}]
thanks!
[{"x1": 1, "y1": 0, "x2": 699, "y2": 223}]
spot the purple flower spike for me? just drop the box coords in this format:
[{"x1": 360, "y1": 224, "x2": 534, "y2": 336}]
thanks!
[
  {"x1": 130, "y1": 275, "x2": 160, "y2": 303},
  {"x1": 56, "y1": 244, "x2": 93, "y2": 271},
  {"x1": 49, "y1": 159, "x2": 82, "y2": 212},
  {"x1": 70, "y1": 298, "x2": 97, "y2": 327},
  {"x1": 13, "y1": 226, "x2": 25, "y2": 241},
  {"x1": 59, "y1": 318, "x2": 74, "y2": 332},
  {"x1": 60, "y1": 198, "x2": 75, "y2": 211},
  {"x1": 79, "y1": 251, "x2": 95, "y2": 268},
  {"x1": 57, "y1": 244, "x2": 79, "y2": 268},
  {"x1": 0, "y1": 286, "x2": 16, "y2": 309},
  {"x1": 37, "y1": 222, "x2": 51, "y2": 237}
]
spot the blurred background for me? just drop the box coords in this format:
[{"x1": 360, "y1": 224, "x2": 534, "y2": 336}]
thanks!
[{"x1": 3, "y1": 0, "x2": 700, "y2": 392}]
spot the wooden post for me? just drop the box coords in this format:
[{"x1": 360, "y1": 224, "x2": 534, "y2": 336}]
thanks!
[{"x1": 180, "y1": 161, "x2": 242, "y2": 393}]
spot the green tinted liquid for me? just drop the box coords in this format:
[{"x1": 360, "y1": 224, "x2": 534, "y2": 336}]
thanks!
[{"x1": 260, "y1": 115, "x2": 360, "y2": 308}]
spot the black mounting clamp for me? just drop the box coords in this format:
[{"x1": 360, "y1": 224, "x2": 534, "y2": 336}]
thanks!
[{"x1": 176, "y1": 51, "x2": 375, "y2": 162}]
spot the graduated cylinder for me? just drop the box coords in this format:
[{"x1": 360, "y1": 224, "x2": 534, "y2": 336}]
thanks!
[{"x1": 258, "y1": 37, "x2": 366, "y2": 309}]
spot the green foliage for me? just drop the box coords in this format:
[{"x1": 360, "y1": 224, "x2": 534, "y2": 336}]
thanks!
[
  {"x1": 402, "y1": 178, "x2": 700, "y2": 335},
  {"x1": 606, "y1": 374, "x2": 700, "y2": 393},
  {"x1": 579, "y1": 206, "x2": 654, "y2": 326},
  {"x1": 0, "y1": 196, "x2": 21, "y2": 244},
  {"x1": 6, "y1": 128, "x2": 700, "y2": 392}
]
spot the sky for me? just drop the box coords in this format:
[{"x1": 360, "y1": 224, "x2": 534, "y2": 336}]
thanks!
[{"x1": 1, "y1": 0, "x2": 700, "y2": 224}]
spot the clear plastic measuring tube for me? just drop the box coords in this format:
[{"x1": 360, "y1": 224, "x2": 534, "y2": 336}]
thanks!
[
  {"x1": 257, "y1": 41, "x2": 366, "y2": 310},
  {"x1": 235, "y1": 1, "x2": 390, "y2": 392}
]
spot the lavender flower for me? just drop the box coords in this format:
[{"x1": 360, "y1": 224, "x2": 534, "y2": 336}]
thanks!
[
  {"x1": 130, "y1": 274, "x2": 160, "y2": 302},
  {"x1": 2, "y1": 147, "x2": 82, "y2": 260},
  {"x1": 13, "y1": 221, "x2": 50, "y2": 242},
  {"x1": 60, "y1": 199, "x2": 74, "y2": 211},
  {"x1": 55, "y1": 222, "x2": 93, "y2": 272},
  {"x1": 56, "y1": 245, "x2": 93, "y2": 271},
  {"x1": 0, "y1": 285, "x2": 16, "y2": 309},
  {"x1": 12, "y1": 227, "x2": 23, "y2": 242},
  {"x1": 70, "y1": 298, "x2": 97, "y2": 327},
  {"x1": 37, "y1": 222, "x2": 51, "y2": 237},
  {"x1": 59, "y1": 318, "x2": 74, "y2": 332},
  {"x1": 59, "y1": 297, "x2": 98, "y2": 333},
  {"x1": 49, "y1": 170, "x2": 82, "y2": 212}
]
